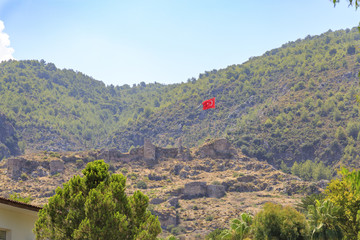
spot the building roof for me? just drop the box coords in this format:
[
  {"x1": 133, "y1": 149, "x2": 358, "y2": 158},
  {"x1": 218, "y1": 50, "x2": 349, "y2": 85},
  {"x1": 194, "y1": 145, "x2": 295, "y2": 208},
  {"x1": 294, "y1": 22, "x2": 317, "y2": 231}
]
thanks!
[{"x1": 0, "y1": 196, "x2": 42, "y2": 212}]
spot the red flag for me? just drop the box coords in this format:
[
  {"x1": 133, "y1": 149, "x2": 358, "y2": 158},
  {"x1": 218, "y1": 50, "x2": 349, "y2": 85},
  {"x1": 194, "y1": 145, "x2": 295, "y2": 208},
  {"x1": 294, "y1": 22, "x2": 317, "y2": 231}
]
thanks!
[{"x1": 202, "y1": 97, "x2": 215, "y2": 110}]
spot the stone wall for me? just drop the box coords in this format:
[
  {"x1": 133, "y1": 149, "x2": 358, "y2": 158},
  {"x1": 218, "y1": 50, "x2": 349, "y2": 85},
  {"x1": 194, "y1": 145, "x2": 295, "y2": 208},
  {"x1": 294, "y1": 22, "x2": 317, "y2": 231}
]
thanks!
[
  {"x1": 157, "y1": 148, "x2": 178, "y2": 159},
  {"x1": 183, "y1": 182, "x2": 207, "y2": 199},
  {"x1": 7, "y1": 157, "x2": 50, "y2": 179},
  {"x1": 183, "y1": 181, "x2": 226, "y2": 199}
]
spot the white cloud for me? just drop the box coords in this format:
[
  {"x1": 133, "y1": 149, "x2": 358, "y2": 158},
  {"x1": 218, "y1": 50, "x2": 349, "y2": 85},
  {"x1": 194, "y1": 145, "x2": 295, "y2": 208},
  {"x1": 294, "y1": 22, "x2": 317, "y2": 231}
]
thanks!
[{"x1": 0, "y1": 20, "x2": 14, "y2": 62}]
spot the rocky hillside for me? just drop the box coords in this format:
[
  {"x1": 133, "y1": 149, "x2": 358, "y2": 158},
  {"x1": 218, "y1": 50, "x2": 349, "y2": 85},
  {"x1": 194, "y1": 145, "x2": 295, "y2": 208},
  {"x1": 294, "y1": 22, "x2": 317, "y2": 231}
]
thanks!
[{"x1": 0, "y1": 139, "x2": 326, "y2": 238}]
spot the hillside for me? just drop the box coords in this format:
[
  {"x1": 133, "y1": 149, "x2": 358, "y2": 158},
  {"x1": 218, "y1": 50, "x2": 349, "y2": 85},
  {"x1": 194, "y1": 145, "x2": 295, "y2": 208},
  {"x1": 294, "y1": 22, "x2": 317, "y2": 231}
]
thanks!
[
  {"x1": 113, "y1": 27, "x2": 360, "y2": 170},
  {"x1": 1, "y1": 27, "x2": 360, "y2": 171},
  {"x1": 1, "y1": 139, "x2": 323, "y2": 238}
]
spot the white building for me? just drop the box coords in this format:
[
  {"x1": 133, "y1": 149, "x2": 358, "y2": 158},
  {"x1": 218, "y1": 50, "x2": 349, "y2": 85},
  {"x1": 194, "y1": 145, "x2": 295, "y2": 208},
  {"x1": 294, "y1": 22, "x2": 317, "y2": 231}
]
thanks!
[{"x1": 0, "y1": 196, "x2": 41, "y2": 240}]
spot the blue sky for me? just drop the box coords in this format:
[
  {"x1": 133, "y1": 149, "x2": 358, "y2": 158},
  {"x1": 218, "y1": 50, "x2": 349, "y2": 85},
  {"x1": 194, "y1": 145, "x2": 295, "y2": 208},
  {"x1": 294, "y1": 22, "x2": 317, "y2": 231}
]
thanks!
[{"x1": 0, "y1": 0, "x2": 359, "y2": 86}]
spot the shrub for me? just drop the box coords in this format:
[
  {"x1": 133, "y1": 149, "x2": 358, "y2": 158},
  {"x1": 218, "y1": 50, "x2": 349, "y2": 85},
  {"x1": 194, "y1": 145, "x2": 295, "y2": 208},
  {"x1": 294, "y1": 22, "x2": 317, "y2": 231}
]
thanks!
[
  {"x1": 252, "y1": 202, "x2": 309, "y2": 240},
  {"x1": 264, "y1": 118, "x2": 273, "y2": 128},
  {"x1": 205, "y1": 215, "x2": 214, "y2": 221},
  {"x1": 136, "y1": 180, "x2": 147, "y2": 189}
]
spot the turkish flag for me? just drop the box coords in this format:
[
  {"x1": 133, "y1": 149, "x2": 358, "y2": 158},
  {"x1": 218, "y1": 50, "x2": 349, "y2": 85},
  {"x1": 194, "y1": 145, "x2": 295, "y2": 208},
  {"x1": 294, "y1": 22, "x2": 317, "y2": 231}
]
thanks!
[{"x1": 202, "y1": 97, "x2": 215, "y2": 110}]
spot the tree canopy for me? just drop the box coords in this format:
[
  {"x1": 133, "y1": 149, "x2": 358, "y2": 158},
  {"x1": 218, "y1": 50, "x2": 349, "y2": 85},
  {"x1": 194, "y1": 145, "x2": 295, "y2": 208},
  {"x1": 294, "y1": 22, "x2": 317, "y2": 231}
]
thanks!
[{"x1": 34, "y1": 160, "x2": 161, "y2": 240}]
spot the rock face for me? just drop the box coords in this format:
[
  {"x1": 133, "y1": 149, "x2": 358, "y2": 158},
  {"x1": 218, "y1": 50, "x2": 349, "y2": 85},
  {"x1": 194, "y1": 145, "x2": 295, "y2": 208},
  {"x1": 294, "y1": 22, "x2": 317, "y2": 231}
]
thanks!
[
  {"x1": 0, "y1": 112, "x2": 20, "y2": 160},
  {"x1": 183, "y1": 182, "x2": 207, "y2": 199},
  {"x1": 49, "y1": 160, "x2": 65, "y2": 175},
  {"x1": 195, "y1": 139, "x2": 236, "y2": 159}
]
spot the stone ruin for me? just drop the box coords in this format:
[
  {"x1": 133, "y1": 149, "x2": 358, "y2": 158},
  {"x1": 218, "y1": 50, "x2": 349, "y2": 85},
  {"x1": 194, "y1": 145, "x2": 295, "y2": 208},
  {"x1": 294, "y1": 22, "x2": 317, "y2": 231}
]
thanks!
[
  {"x1": 95, "y1": 138, "x2": 182, "y2": 167},
  {"x1": 6, "y1": 138, "x2": 236, "y2": 180},
  {"x1": 7, "y1": 157, "x2": 64, "y2": 180}
]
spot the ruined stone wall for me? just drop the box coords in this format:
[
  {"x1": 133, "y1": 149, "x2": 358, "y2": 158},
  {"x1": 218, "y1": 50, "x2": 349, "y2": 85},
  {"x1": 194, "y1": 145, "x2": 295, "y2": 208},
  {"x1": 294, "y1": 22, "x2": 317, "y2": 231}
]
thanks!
[
  {"x1": 157, "y1": 148, "x2": 178, "y2": 159},
  {"x1": 144, "y1": 139, "x2": 156, "y2": 160},
  {"x1": 7, "y1": 157, "x2": 50, "y2": 179}
]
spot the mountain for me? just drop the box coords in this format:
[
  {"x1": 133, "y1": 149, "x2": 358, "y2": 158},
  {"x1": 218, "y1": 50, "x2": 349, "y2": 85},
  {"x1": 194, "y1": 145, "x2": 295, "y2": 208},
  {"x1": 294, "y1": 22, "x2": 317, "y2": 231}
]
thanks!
[
  {"x1": 113, "y1": 27, "x2": 360, "y2": 169},
  {"x1": 1, "y1": 27, "x2": 360, "y2": 171}
]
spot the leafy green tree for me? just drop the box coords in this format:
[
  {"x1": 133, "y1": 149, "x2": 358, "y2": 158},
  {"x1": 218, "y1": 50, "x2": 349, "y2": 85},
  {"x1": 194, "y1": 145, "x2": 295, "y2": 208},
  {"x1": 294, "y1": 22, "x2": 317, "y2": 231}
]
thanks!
[
  {"x1": 292, "y1": 162, "x2": 301, "y2": 177},
  {"x1": 346, "y1": 121, "x2": 359, "y2": 139},
  {"x1": 34, "y1": 160, "x2": 161, "y2": 240},
  {"x1": 252, "y1": 202, "x2": 309, "y2": 240},
  {"x1": 335, "y1": 126, "x2": 347, "y2": 141},
  {"x1": 307, "y1": 200, "x2": 343, "y2": 240},
  {"x1": 325, "y1": 168, "x2": 360, "y2": 239}
]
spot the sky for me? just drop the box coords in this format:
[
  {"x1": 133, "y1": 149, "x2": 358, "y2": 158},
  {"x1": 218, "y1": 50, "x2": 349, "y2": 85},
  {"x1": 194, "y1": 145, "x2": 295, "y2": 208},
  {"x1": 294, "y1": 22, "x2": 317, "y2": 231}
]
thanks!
[{"x1": 0, "y1": 0, "x2": 359, "y2": 87}]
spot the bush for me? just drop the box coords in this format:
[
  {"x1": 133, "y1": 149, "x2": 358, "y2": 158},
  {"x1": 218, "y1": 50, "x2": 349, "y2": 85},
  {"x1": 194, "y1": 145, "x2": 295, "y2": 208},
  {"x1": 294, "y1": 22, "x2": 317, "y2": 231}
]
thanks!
[
  {"x1": 252, "y1": 202, "x2": 309, "y2": 240},
  {"x1": 136, "y1": 180, "x2": 147, "y2": 189},
  {"x1": 264, "y1": 118, "x2": 273, "y2": 128},
  {"x1": 205, "y1": 215, "x2": 214, "y2": 221}
]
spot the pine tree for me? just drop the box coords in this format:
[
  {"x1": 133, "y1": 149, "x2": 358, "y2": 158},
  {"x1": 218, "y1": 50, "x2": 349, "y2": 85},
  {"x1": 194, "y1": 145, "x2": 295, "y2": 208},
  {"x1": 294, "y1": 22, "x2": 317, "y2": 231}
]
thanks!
[{"x1": 34, "y1": 160, "x2": 161, "y2": 240}]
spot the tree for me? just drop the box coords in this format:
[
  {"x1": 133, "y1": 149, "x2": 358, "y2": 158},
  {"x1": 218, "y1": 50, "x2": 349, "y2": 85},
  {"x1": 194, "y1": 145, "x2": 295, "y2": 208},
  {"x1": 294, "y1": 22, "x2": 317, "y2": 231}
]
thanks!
[
  {"x1": 220, "y1": 213, "x2": 253, "y2": 240},
  {"x1": 34, "y1": 160, "x2": 161, "y2": 240},
  {"x1": 325, "y1": 168, "x2": 360, "y2": 239},
  {"x1": 307, "y1": 200, "x2": 343, "y2": 240},
  {"x1": 333, "y1": 0, "x2": 360, "y2": 9},
  {"x1": 252, "y1": 202, "x2": 309, "y2": 240}
]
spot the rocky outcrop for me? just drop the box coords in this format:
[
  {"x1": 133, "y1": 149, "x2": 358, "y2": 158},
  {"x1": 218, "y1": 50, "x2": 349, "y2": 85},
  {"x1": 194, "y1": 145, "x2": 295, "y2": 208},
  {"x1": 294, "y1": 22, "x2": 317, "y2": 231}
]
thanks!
[
  {"x1": 49, "y1": 160, "x2": 65, "y2": 175},
  {"x1": 195, "y1": 139, "x2": 236, "y2": 159}
]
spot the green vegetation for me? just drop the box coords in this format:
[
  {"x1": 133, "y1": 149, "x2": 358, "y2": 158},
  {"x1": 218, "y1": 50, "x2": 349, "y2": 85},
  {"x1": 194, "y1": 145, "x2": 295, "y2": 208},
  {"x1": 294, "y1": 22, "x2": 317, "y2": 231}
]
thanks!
[
  {"x1": 209, "y1": 168, "x2": 360, "y2": 239},
  {"x1": 34, "y1": 160, "x2": 161, "y2": 239},
  {"x1": 252, "y1": 202, "x2": 309, "y2": 240},
  {"x1": 290, "y1": 160, "x2": 332, "y2": 181},
  {"x1": 9, "y1": 192, "x2": 32, "y2": 204},
  {"x1": 2, "y1": 27, "x2": 360, "y2": 170}
]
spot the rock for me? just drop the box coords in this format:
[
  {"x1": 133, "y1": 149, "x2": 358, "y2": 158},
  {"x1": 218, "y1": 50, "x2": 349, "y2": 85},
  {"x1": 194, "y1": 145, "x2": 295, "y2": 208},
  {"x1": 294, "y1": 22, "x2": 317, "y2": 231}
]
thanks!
[
  {"x1": 237, "y1": 175, "x2": 257, "y2": 183},
  {"x1": 207, "y1": 185, "x2": 226, "y2": 198},
  {"x1": 153, "y1": 209, "x2": 179, "y2": 229},
  {"x1": 179, "y1": 170, "x2": 189, "y2": 179},
  {"x1": 195, "y1": 139, "x2": 236, "y2": 159},
  {"x1": 228, "y1": 182, "x2": 258, "y2": 192},
  {"x1": 50, "y1": 159, "x2": 64, "y2": 175},
  {"x1": 183, "y1": 182, "x2": 207, "y2": 199},
  {"x1": 150, "y1": 197, "x2": 167, "y2": 205},
  {"x1": 168, "y1": 197, "x2": 180, "y2": 208},
  {"x1": 173, "y1": 164, "x2": 183, "y2": 175}
]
